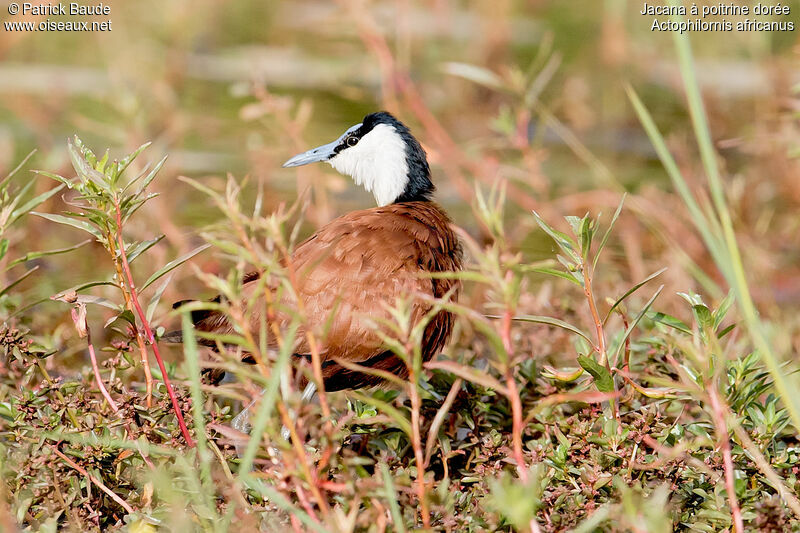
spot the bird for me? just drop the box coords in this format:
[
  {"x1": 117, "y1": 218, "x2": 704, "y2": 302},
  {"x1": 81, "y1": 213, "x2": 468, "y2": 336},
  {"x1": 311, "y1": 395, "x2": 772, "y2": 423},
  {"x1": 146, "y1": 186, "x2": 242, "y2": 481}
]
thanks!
[{"x1": 167, "y1": 111, "x2": 462, "y2": 393}]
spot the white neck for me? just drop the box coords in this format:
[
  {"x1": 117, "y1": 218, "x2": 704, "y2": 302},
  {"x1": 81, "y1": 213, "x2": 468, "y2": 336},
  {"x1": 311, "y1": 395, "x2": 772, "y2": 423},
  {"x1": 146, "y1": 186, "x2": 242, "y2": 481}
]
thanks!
[{"x1": 328, "y1": 123, "x2": 409, "y2": 206}]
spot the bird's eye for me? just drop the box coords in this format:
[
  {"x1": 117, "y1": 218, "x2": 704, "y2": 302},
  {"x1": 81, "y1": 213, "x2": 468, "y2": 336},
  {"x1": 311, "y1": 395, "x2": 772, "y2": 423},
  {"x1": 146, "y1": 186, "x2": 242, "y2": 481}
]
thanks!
[{"x1": 346, "y1": 136, "x2": 359, "y2": 147}]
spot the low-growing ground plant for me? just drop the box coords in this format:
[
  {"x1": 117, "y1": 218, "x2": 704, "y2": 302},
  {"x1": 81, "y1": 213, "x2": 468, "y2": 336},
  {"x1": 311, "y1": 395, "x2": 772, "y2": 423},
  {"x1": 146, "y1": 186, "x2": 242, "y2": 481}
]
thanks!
[{"x1": 1, "y1": 129, "x2": 799, "y2": 532}]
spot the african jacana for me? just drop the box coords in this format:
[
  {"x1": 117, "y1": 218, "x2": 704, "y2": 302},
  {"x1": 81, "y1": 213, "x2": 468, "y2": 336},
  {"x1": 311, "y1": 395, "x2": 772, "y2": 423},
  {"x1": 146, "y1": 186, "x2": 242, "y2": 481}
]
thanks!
[{"x1": 169, "y1": 111, "x2": 462, "y2": 392}]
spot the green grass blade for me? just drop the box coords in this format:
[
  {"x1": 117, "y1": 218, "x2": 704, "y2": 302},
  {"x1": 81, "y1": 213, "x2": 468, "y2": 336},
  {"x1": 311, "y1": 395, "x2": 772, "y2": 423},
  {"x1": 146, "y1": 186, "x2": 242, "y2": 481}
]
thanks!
[
  {"x1": 668, "y1": 17, "x2": 800, "y2": 435},
  {"x1": 146, "y1": 273, "x2": 173, "y2": 323},
  {"x1": 7, "y1": 239, "x2": 91, "y2": 270},
  {"x1": 181, "y1": 313, "x2": 212, "y2": 487},
  {"x1": 593, "y1": 193, "x2": 625, "y2": 270},
  {"x1": 236, "y1": 322, "x2": 298, "y2": 475},
  {"x1": 609, "y1": 285, "x2": 664, "y2": 366},
  {"x1": 529, "y1": 266, "x2": 582, "y2": 286},
  {"x1": 0, "y1": 266, "x2": 39, "y2": 296},
  {"x1": 10, "y1": 184, "x2": 65, "y2": 226},
  {"x1": 508, "y1": 314, "x2": 595, "y2": 347},
  {"x1": 0, "y1": 149, "x2": 36, "y2": 187},
  {"x1": 124, "y1": 235, "x2": 165, "y2": 264},
  {"x1": 624, "y1": 86, "x2": 729, "y2": 275},
  {"x1": 603, "y1": 267, "x2": 667, "y2": 325},
  {"x1": 32, "y1": 212, "x2": 103, "y2": 240},
  {"x1": 140, "y1": 243, "x2": 211, "y2": 292},
  {"x1": 380, "y1": 462, "x2": 407, "y2": 533},
  {"x1": 243, "y1": 478, "x2": 330, "y2": 533}
]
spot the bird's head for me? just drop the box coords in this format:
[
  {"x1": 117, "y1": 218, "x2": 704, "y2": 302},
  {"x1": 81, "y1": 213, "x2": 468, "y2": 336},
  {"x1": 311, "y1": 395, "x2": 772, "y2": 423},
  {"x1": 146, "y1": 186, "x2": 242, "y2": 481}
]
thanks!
[{"x1": 282, "y1": 111, "x2": 434, "y2": 206}]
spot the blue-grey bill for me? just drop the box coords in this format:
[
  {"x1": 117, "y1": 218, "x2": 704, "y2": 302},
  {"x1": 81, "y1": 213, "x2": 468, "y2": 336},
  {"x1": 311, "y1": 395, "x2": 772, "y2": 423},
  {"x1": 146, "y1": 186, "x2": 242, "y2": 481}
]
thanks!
[
  {"x1": 282, "y1": 123, "x2": 362, "y2": 168},
  {"x1": 282, "y1": 139, "x2": 339, "y2": 167}
]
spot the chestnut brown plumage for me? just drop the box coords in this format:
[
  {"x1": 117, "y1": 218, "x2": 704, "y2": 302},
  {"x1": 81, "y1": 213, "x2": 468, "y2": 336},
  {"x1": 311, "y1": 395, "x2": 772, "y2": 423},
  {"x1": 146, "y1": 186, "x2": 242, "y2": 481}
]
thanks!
[{"x1": 169, "y1": 111, "x2": 462, "y2": 391}]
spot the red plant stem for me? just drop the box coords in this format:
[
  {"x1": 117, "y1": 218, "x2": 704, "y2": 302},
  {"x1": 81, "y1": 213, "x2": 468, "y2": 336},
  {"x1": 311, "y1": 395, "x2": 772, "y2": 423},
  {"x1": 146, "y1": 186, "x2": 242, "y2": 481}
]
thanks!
[
  {"x1": 583, "y1": 263, "x2": 620, "y2": 431},
  {"x1": 708, "y1": 386, "x2": 744, "y2": 533},
  {"x1": 86, "y1": 324, "x2": 119, "y2": 413},
  {"x1": 294, "y1": 485, "x2": 322, "y2": 527},
  {"x1": 114, "y1": 204, "x2": 195, "y2": 447},
  {"x1": 501, "y1": 309, "x2": 513, "y2": 355},
  {"x1": 619, "y1": 311, "x2": 631, "y2": 373},
  {"x1": 277, "y1": 401, "x2": 330, "y2": 520},
  {"x1": 408, "y1": 368, "x2": 431, "y2": 528},
  {"x1": 289, "y1": 515, "x2": 303, "y2": 533},
  {"x1": 53, "y1": 447, "x2": 135, "y2": 515},
  {"x1": 501, "y1": 309, "x2": 529, "y2": 482},
  {"x1": 107, "y1": 232, "x2": 154, "y2": 408},
  {"x1": 505, "y1": 371, "x2": 528, "y2": 483},
  {"x1": 582, "y1": 267, "x2": 607, "y2": 364},
  {"x1": 133, "y1": 334, "x2": 154, "y2": 408}
]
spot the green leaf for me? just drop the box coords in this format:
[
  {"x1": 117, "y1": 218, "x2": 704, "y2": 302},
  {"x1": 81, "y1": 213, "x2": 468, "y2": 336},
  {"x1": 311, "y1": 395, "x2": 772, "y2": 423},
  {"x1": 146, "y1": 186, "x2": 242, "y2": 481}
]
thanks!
[
  {"x1": 120, "y1": 193, "x2": 159, "y2": 224},
  {"x1": 593, "y1": 194, "x2": 625, "y2": 270},
  {"x1": 33, "y1": 170, "x2": 75, "y2": 188},
  {"x1": 68, "y1": 137, "x2": 111, "y2": 194},
  {"x1": 146, "y1": 272, "x2": 173, "y2": 323},
  {"x1": 717, "y1": 323, "x2": 736, "y2": 339},
  {"x1": 104, "y1": 309, "x2": 136, "y2": 329},
  {"x1": 578, "y1": 215, "x2": 594, "y2": 261},
  {"x1": 140, "y1": 244, "x2": 211, "y2": 292},
  {"x1": 0, "y1": 239, "x2": 7, "y2": 262},
  {"x1": 333, "y1": 357, "x2": 407, "y2": 387},
  {"x1": 0, "y1": 149, "x2": 36, "y2": 188},
  {"x1": 0, "y1": 266, "x2": 39, "y2": 297},
  {"x1": 566, "y1": 214, "x2": 593, "y2": 261},
  {"x1": 508, "y1": 314, "x2": 595, "y2": 347},
  {"x1": 577, "y1": 355, "x2": 614, "y2": 393},
  {"x1": 541, "y1": 365, "x2": 584, "y2": 382},
  {"x1": 713, "y1": 289, "x2": 734, "y2": 331},
  {"x1": 9, "y1": 184, "x2": 65, "y2": 226},
  {"x1": 54, "y1": 280, "x2": 118, "y2": 297},
  {"x1": 4, "y1": 178, "x2": 37, "y2": 219},
  {"x1": 609, "y1": 285, "x2": 664, "y2": 365},
  {"x1": 532, "y1": 210, "x2": 581, "y2": 263},
  {"x1": 425, "y1": 360, "x2": 507, "y2": 394},
  {"x1": 678, "y1": 292, "x2": 703, "y2": 306},
  {"x1": 692, "y1": 304, "x2": 714, "y2": 331},
  {"x1": 626, "y1": 85, "x2": 728, "y2": 272},
  {"x1": 650, "y1": 311, "x2": 692, "y2": 335},
  {"x1": 565, "y1": 215, "x2": 583, "y2": 235},
  {"x1": 96, "y1": 149, "x2": 109, "y2": 173},
  {"x1": 123, "y1": 235, "x2": 165, "y2": 264},
  {"x1": 529, "y1": 266, "x2": 582, "y2": 286},
  {"x1": 116, "y1": 142, "x2": 151, "y2": 177},
  {"x1": 347, "y1": 391, "x2": 412, "y2": 436},
  {"x1": 603, "y1": 267, "x2": 667, "y2": 324},
  {"x1": 380, "y1": 463, "x2": 407, "y2": 533},
  {"x1": 556, "y1": 255, "x2": 582, "y2": 282},
  {"x1": 488, "y1": 468, "x2": 544, "y2": 532},
  {"x1": 7, "y1": 239, "x2": 91, "y2": 269},
  {"x1": 241, "y1": 479, "x2": 328, "y2": 533},
  {"x1": 73, "y1": 294, "x2": 119, "y2": 310},
  {"x1": 32, "y1": 212, "x2": 102, "y2": 239},
  {"x1": 124, "y1": 155, "x2": 166, "y2": 198}
]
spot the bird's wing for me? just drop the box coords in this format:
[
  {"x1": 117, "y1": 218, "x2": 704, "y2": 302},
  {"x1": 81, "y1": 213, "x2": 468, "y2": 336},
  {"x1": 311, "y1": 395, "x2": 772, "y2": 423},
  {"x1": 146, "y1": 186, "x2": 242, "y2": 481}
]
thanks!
[{"x1": 267, "y1": 206, "x2": 440, "y2": 364}]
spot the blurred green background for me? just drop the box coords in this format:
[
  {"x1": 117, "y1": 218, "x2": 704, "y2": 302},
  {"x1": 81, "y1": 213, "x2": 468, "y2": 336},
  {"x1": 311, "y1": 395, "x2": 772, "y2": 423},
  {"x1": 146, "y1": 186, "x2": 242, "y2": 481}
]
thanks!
[{"x1": 1, "y1": 0, "x2": 799, "y2": 355}]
